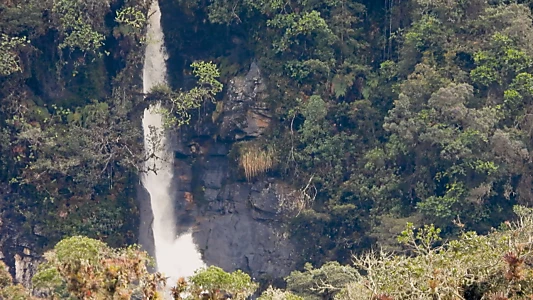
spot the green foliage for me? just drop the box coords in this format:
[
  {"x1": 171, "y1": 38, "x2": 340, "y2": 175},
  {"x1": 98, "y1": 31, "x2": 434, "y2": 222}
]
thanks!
[
  {"x1": 0, "y1": 0, "x2": 148, "y2": 250},
  {"x1": 115, "y1": 7, "x2": 147, "y2": 30},
  {"x1": 285, "y1": 262, "x2": 359, "y2": 300},
  {"x1": 52, "y1": 0, "x2": 110, "y2": 54},
  {"x1": 301, "y1": 95, "x2": 327, "y2": 123},
  {"x1": 258, "y1": 286, "x2": 304, "y2": 300},
  {"x1": 471, "y1": 33, "x2": 533, "y2": 88},
  {"x1": 191, "y1": 61, "x2": 223, "y2": 93},
  {"x1": 151, "y1": 61, "x2": 223, "y2": 127},
  {"x1": 336, "y1": 206, "x2": 533, "y2": 299},
  {"x1": 404, "y1": 15, "x2": 445, "y2": 50},
  {"x1": 292, "y1": 95, "x2": 357, "y2": 195},
  {"x1": 14, "y1": 101, "x2": 143, "y2": 195},
  {"x1": 186, "y1": 266, "x2": 258, "y2": 300},
  {"x1": 33, "y1": 236, "x2": 163, "y2": 299},
  {"x1": 0, "y1": 34, "x2": 28, "y2": 76},
  {"x1": 0, "y1": 285, "x2": 34, "y2": 300},
  {"x1": 268, "y1": 11, "x2": 336, "y2": 54},
  {"x1": 6, "y1": 0, "x2": 533, "y2": 292},
  {"x1": 0, "y1": 261, "x2": 12, "y2": 289},
  {"x1": 278, "y1": 207, "x2": 533, "y2": 300},
  {"x1": 397, "y1": 223, "x2": 442, "y2": 255},
  {"x1": 0, "y1": 0, "x2": 50, "y2": 38},
  {"x1": 6, "y1": 237, "x2": 261, "y2": 300}
]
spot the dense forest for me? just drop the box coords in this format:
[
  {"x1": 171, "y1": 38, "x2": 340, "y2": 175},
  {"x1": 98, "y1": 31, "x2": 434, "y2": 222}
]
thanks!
[{"x1": 4, "y1": 0, "x2": 533, "y2": 298}]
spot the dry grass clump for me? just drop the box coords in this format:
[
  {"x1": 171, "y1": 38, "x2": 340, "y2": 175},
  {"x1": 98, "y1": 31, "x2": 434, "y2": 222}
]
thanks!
[{"x1": 239, "y1": 147, "x2": 274, "y2": 181}]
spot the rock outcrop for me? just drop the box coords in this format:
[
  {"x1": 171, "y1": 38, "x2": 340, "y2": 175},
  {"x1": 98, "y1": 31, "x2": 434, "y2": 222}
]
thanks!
[
  {"x1": 218, "y1": 61, "x2": 271, "y2": 141},
  {"x1": 0, "y1": 190, "x2": 40, "y2": 289}
]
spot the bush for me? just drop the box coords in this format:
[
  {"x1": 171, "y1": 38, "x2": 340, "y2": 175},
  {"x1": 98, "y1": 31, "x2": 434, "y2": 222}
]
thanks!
[
  {"x1": 32, "y1": 236, "x2": 163, "y2": 299},
  {"x1": 184, "y1": 266, "x2": 258, "y2": 300},
  {"x1": 259, "y1": 286, "x2": 304, "y2": 300},
  {"x1": 334, "y1": 206, "x2": 533, "y2": 299}
]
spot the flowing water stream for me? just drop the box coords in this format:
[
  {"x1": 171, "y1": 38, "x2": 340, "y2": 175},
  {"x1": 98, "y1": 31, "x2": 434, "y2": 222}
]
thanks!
[{"x1": 141, "y1": 0, "x2": 205, "y2": 288}]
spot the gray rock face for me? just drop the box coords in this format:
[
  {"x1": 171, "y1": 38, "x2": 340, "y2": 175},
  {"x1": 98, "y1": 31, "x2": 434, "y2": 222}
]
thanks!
[
  {"x1": 194, "y1": 180, "x2": 297, "y2": 279},
  {"x1": 137, "y1": 182, "x2": 155, "y2": 261},
  {"x1": 14, "y1": 251, "x2": 37, "y2": 289},
  {"x1": 164, "y1": 63, "x2": 300, "y2": 281},
  {"x1": 169, "y1": 141, "x2": 299, "y2": 280}
]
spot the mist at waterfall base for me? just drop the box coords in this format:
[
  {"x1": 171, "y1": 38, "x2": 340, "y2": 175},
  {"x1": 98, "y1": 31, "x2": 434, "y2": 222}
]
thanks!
[{"x1": 141, "y1": 0, "x2": 205, "y2": 288}]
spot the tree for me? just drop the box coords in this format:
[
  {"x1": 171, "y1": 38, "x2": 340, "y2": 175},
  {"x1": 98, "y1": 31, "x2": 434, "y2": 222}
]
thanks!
[
  {"x1": 4, "y1": 236, "x2": 263, "y2": 300},
  {"x1": 151, "y1": 61, "x2": 223, "y2": 127},
  {"x1": 52, "y1": 0, "x2": 111, "y2": 55},
  {"x1": 175, "y1": 266, "x2": 258, "y2": 300},
  {"x1": 273, "y1": 206, "x2": 533, "y2": 300},
  {"x1": 32, "y1": 236, "x2": 164, "y2": 299},
  {"x1": 335, "y1": 206, "x2": 533, "y2": 299},
  {"x1": 285, "y1": 262, "x2": 359, "y2": 300},
  {"x1": 0, "y1": 34, "x2": 28, "y2": 76}
]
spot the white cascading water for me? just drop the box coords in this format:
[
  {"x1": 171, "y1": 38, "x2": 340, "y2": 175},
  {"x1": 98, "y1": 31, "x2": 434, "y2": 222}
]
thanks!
[{"x1": 142, "y1": 0, "x2": 206, "y2": 288}]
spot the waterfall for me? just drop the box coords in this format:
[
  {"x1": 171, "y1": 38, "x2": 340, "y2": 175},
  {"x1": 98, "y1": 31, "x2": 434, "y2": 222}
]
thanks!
[{"x1": 141, "y1": 0, "x2": 205, "y2": 288}]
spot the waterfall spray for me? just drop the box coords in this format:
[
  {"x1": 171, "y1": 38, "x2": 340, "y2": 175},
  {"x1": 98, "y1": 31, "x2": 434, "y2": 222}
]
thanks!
[{"x1": 141, "y1": 0, "x2": 205, "y2": 288}]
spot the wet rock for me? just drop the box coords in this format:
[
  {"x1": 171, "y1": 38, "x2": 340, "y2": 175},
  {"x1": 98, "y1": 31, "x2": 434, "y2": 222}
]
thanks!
[
  {"x1": 244, "y1": 110, "x2": 271, "y2": 138},
  {"x1": 206, "y1": 142, "x2": 230, "y2": 156},
  {"x1": 250, "y1": 182, "x2": 281, "y2": 216},
  {"x1": 33, "y1": 225, "x2": 45, "y2": 237},
  {"x1": 201, "y1": 158, "x2": 227, "y2": 189},
  {"x1": 204, "y1": 188, "x2": 220, "y2": 203},
  {"x1": 137, "y1": 181, "x2": 155, "y2": 260},
  {"x1": 195, "y1": 185, "x2": 296, "y2": 279},
  {"x1": 169, "y1": 138, "x2": 299, "y2": 281},
  {"x1": 190, "y1": 180, "x2": 297, "y2": 279}
]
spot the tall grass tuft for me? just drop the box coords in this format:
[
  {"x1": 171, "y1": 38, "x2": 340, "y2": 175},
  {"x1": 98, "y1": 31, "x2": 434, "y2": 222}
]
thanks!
[{"x1": 239, "y1": 148, "x2": 274, "y2": 181}]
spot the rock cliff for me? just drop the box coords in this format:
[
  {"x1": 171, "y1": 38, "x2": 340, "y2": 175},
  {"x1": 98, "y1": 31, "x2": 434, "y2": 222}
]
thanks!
[{"x1": 164, "y1": 62, "x2": 300, "y2": 281}]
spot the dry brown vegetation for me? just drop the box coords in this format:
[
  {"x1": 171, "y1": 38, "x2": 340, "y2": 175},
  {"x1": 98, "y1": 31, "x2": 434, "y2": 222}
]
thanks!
[{"x1": 239, "y1": 147, "x2": 274, "y2": 181}]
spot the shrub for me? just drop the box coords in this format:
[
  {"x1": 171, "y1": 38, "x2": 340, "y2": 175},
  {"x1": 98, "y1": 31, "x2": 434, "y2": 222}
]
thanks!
[
  {"x1": 186, "y1": 266, "x2": 258, "y2": 300},
  {"x1": 259, "y1": 286, "x2": 304, "y2": 300},
  {"x1": 333, "y1": 206, "x2": 533, "y2": 299},
  {"x1": 32, "y1": 236, "x2": 164, "y2": 299}
]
